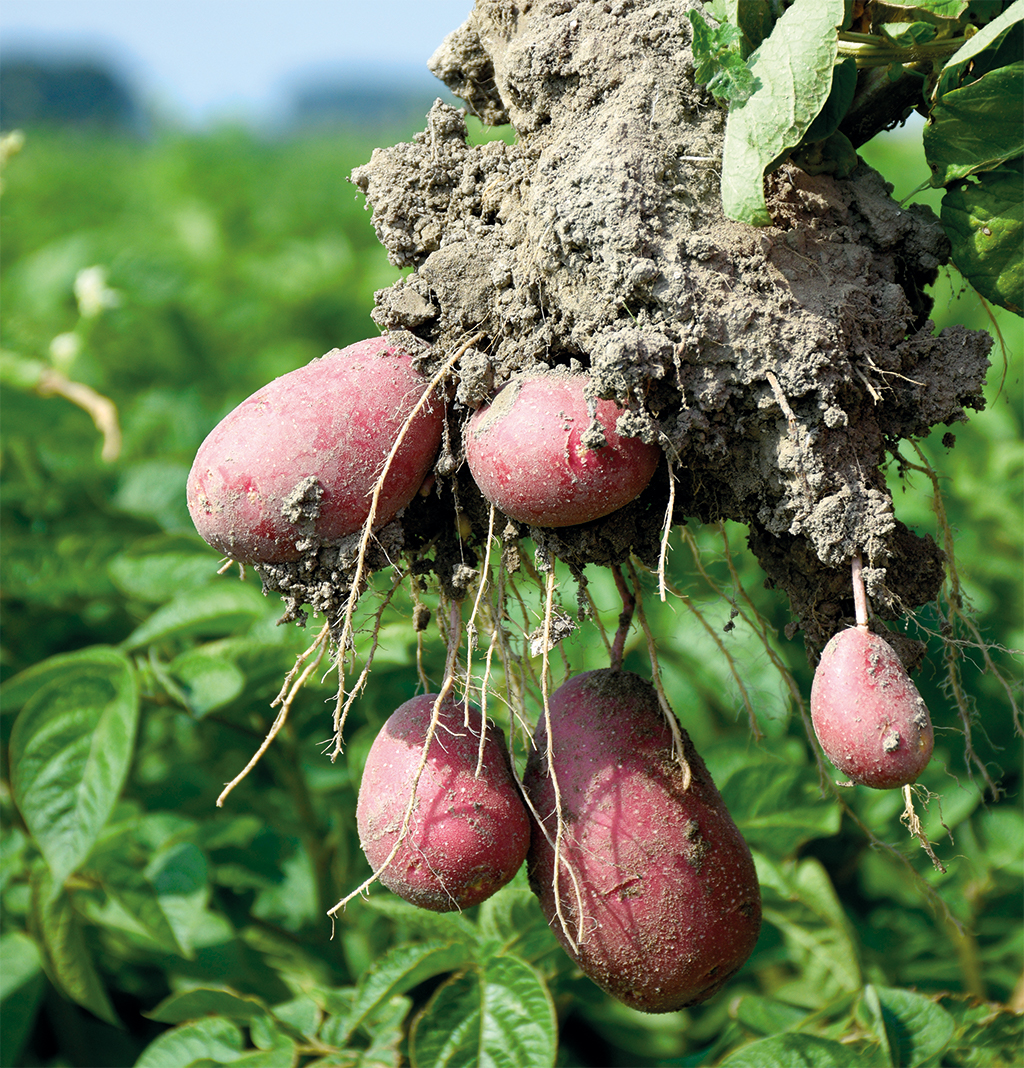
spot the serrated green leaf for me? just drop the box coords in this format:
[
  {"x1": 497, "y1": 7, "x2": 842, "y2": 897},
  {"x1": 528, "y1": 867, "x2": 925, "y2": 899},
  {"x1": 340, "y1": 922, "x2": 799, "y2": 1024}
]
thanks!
[
  {"x1": 342, "y1": 941, "x2": 471, "y2": 1043},
  {"x1": 719, "y1": 1032, "x2": 865, "y2": 1067},
  {"x1": 29, "y1": 868, "x2": 119, "y2": 1027},
  {"x1": 873, "y1": 985, "x2": 956, "y2": 1066},
  {"x1": 721, "y1": 0, "x2": 848, "y2": 225},
  {"x1": 719, "y1": 761, "x2": 842, "y2": 855},
  {"x1": 10, "y1": 647, "x2": 138, "y2": 886},
  {"x1": 83, "y1": 836, "x2": 188, "y2": 957},
  {"x1": 148, "y1": 986, "x2": 273, "y2": 1025},
  {"x1": 134, "y1": 1016, "x2": 245, "y2": 1068},
  {"x1": 121, "y1": 582, "x2": 267, "y2": 650},
  {"x1": 409, "y1": 955, "x2": 556, "y2": 1068},
  {"x1": 925, "y1": 63, "x2": 1024, "y2": 184},
  {"x1": 941, "y1": 163, "x2": 1023, "y2": 314},
  {"x1": 477, "y1": 888, "x2": 560, "y2": 965}
]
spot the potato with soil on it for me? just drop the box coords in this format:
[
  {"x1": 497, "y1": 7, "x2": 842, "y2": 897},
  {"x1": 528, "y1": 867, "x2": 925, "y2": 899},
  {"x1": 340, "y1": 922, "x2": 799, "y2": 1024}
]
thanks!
[
  {"x1": 186, "y1": 335, "x2": 443, "y2": 564},
  {"x1": 464, "y1": 370, "x2": 661, "y2": 528},
  {"x1": 522, "y1": 669, "x2": 761, "y2": 1013},
  {"x1": 810, "y1": 626, "x2": 934, "y2": 789},
  {"x1": 356, "y1": 693, "x2": 531, "y2": 912}
]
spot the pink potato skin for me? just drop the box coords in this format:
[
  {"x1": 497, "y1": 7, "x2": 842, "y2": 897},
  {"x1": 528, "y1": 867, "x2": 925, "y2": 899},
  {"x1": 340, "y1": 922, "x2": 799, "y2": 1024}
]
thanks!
[
  {"x1": 356, "y1": 694, "x2": 531, "y2": 912},
  {"x1": 186, "y1": 337, "x2": 443, "y2": 563},
  {"x1": 810, "y1": 627, "x2": 934, "y2": 789},
  {"x1": 464, "y1": 371, "x2": 661, "y2": 527},
  {"x1": 522, "y1": 670, "x2": 761, "y2": 1013}
]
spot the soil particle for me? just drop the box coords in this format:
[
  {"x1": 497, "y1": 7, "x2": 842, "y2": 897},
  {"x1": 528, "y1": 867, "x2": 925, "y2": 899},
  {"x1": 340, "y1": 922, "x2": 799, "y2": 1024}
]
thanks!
[{"x1": 347, "y1": 0, "x2": 990, "y2": 649}]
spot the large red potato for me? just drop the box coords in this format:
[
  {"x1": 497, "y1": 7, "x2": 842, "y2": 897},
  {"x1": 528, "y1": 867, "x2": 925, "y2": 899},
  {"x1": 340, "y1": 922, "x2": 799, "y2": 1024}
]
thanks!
[
  {"x1": 522, "y1": 670, "x2": 761, "y2": 1013},
  {"x1": 187, "y1": 336, "x2": 443, "y2": 563},
  {"x1": 356, "y1": 693, "x2": 531, "y2": 912},
  {"x1": 810, "y1": 627, "x2": 934, "y2": 789},
  {"x1": 464, "y1": 370, "x2": 661, "y2": 527}
]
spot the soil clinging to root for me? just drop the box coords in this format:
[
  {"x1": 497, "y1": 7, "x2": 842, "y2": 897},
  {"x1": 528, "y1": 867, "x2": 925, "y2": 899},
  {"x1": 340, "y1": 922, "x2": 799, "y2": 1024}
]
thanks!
[{"x1": 313, "y1": 0, "x2": 991, "y2": 652}]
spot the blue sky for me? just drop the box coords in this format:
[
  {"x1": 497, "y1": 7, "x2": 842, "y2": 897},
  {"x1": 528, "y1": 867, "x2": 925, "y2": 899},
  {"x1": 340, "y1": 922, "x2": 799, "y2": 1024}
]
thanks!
[{"x1": 0, "y1": 1, "x2": 474, "y2": 126}]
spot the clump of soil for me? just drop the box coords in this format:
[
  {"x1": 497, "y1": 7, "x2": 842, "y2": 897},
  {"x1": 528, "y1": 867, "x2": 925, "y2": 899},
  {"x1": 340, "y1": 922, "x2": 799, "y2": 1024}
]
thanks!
[{"x1": 340, "y1": 0, "x2": 990, "y2": 652}]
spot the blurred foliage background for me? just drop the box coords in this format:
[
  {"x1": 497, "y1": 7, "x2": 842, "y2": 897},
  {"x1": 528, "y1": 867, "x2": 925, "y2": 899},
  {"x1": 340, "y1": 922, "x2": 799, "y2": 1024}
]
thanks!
[{"x1": 1, "y1": 89, "x2": 1021, "y2": 1068}]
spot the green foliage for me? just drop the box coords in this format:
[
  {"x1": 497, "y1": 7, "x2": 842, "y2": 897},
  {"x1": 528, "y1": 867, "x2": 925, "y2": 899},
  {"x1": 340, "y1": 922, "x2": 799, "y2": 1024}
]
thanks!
[
  {"x1": 694, "y1": 0, "x2": 1023, "y2": 314},
  {"x1": 1, "y1": 117, "x2": 1021, "y2": 1068}
]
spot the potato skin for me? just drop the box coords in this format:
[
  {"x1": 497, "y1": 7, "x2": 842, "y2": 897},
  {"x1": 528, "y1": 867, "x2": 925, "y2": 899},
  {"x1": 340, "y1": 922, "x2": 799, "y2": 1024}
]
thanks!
[
  {"x1": 186, "y1": 336, "x2": 443, "y2": 563},
  {"x1": 810, "y1": 627, "x2": 934, "y2": 789},
  {"x1": 356, "y1": 694, "x2": 531, "y2": 912},
  {"x1": 522, "y1": 670, "x2": 761, "y2": 1013},
  {"x1": 464, "y1": 370, "x2": 661, "y2": 527}
]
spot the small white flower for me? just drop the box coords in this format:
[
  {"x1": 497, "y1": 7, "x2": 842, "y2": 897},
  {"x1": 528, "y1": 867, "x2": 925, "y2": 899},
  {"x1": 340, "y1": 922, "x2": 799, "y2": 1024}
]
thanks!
[{"x1": 74, "y1": 265, "x2": 120, "y2": 318}]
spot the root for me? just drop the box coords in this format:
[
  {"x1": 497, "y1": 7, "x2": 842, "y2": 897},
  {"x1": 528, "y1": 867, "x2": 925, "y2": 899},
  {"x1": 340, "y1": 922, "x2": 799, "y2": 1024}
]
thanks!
[
  {"x1": 851, "y1": 551, "x2": 869, "y2": 631},
  {"x1": 328, "y1": 570, "x2": 406, "y2": 757},
  {"x1": 328, "y1": 602, "x2": 465, "y2": 923},
  {"x1": 609, "y1": 565, "x2": 635, "y2": 672},
  {"x1": 903, "y1": 443, "x2": 1021, "y2": 796},
  {"x1": 657, "y1": 456, "x2": 677, "y2": 602},
  {"x1": 628, "y1": 559, "x2": 691, "y2": 788},
  {"x1": 216, "y1": 621, "x2": 331, "y2": 807},
  {"x1": 327, "y1": 332, "x2": 484, "y2": 760},
  {"x1": 901, "y1": 783, "x2": 947, "y2": 874},
  {"x1": 540, "y1": 567, "x2": 586, "y2": 953}
]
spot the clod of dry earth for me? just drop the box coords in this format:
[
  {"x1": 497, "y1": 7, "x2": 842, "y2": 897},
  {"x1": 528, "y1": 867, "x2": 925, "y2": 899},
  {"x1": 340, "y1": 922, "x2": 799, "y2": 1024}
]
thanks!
[{"x1": 337, "y1": 0, "x2": 992, "y2": 651}]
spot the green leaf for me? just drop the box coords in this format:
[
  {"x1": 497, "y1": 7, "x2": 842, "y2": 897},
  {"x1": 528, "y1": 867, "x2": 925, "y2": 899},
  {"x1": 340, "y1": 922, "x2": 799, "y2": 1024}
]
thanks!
[
  {"x1": 83, "y1": 835, "x2": 188, "y2": 957},
  {"x1": 148, "y1": 986, "x2": 273, "y2": 1025},
  {"x1": 29, "y1": 868, "x2": 119, "y2": 1027},
  {"x1": 719, "y1": 760, "x2": 842, "y2": 856},
  {"x1": 121, "y1": 582, "x2": 267, "y2": 650},
  {"x1": 721, "y1": 0, "x2": 848, "y2": 225},
  {"x1": 10, "y1": 646, "x2": 138, "y2": 886},
  {"x1": 871, "y1": 985, "x2": 956, "y2": 1066},
  {"x1": 936, "y1": 1, "x2": 1023, "y2": 99},
  {"x1": 925, "y1": 62, "x2": 1024, "y2": 184},
  {"x1": 477, "y1": 887, "x2": 560, "y2": 965},
  {"x1": 354, "y1": 895, "x2": 478, "y2": 941},
  {"x1": 342, "y1": 941, "x2": 472, "y2": 1044},
  {"x1": 409, "y1": 955, "x2": 556, "y2": 1068},
  {"x1": 0, "y1": 644, "x2": 132, "y2": 714},
  {"x1": 803, "y1": 58, "x2": 858, "y2": 144},
  {"x1": 107, "y1": 536, "x2": 222, "y2": 602},
  {"x1": 134, "y1": 1016, "x2": 245, "y2": 1068},
  {"x1": 0, "y1": 931, "x2": 43, "y2": 1002},
  {"x1": 719, "y1": 1032, "x2": 865, "y2": 1067},
  {"x1": 733, "y1": 994, "x2": 809, "y2": 1036},
  {"x1": 170, "y1": 648, "x2": 246, "y2": 716},
  {"x1": 941, "y1": 163, "x2": 1023, "y2": 314},
  {"x1": 756, "y1": 854, "x2": 862, "y2": 999}
]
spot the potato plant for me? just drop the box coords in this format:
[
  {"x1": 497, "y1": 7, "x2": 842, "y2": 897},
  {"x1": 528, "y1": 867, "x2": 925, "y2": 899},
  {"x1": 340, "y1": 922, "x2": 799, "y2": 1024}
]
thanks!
[{"x1": 1, "y1": 1, "x2": 1022, "y2": 1066}]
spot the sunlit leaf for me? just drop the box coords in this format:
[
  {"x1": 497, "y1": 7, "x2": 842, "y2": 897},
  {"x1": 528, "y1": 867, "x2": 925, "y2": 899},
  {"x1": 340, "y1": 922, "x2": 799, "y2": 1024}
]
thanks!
[
  {"x1": 409, "y1": 954, "x2": 556, "y2": 1068},
  {"x1": 10, "y1": 646, "x2": 138, "y2": 886}
]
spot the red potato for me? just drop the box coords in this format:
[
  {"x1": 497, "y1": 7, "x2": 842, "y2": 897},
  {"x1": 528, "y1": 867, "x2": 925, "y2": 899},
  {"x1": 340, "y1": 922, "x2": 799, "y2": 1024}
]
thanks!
[
  {"x1": 810, "y1": 627, "x2": 934, "y2": 789},
  {"x1": 187, "y1": 336, "x2": 443, "y2": 563},
  {"x1": 522, "y1": 670, "x2": 761, "y2": 1013},
  {"x1": 464, "y1": 370, "x2": 661, "y2": 527},
  {"x1": 356, "y1": 693, "x2": 531, "y2": 912}
]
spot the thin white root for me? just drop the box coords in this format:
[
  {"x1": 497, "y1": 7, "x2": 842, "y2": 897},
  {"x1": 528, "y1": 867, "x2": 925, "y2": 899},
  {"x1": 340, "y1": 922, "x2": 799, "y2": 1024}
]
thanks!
[
  {"x1": 217, "y1": 627, "x2": 330, "y2": 807},
  {"x1": 329, "y1": 332, "x2": 484, "y2": 759},
  {"x1": 657, "y1": 456, "x2": 677, "y2": 602},
  {"x1": 901, "y1": 784, "x2": 946, "y2": 873},
  {"x1": 328, "y1": 602, "x2": 465, "y2": 922},
  {"x1": 628, "y1": 560, "x2": 692, "y2": 789},
  {"x1": 540, "y1": 569, "x2": 587, "y2": 953}
]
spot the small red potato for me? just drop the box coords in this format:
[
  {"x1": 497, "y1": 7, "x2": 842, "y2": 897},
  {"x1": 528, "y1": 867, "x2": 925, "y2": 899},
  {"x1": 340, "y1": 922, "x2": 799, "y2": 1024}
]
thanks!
[
  {"x1": 464, "y1": 370, "x2": 661, "y2": 527},
  {"x1": 810, "y1": 627, "x2": 934, "y2": 789},
  {"x1": 187, "y1": 336, "x2": 443, "y2": 563},
  {"x1": 522, "y1": 670, "x2": 761, "y2": 1013},
  {"x1": 356, "y1": 693, "x2": 531, "y2": 912}
]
